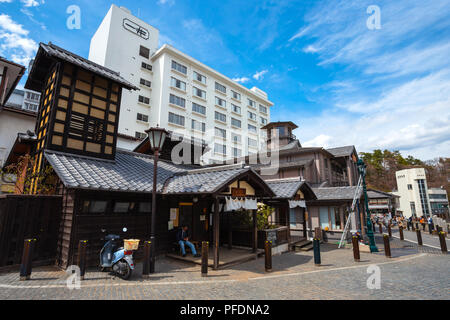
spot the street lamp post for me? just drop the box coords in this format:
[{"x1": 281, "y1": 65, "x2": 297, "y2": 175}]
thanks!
[
  {"x1": 357, "y1": 159, "x2": 378, "y2": 253},
  {"x1": 146, "y1": 126, "x2": 168, "y2": 273}
]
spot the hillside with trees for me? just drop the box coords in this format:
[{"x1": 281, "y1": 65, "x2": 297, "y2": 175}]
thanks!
[{"x1": 359, "y1": 150, "x2": 450, "y2": 197}]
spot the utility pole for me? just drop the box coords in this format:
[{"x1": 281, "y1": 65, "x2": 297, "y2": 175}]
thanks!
[{"x1": 357, "y1": 159, "x2": 378, "y2": 253}]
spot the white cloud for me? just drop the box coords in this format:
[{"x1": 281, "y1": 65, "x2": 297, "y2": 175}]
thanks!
[
  {"x1": 303, "y1": 45, "x2": 319, "y2": 53},
  {"x1": 157, "y1": 0, "x2": 174, "y2": 5},
  {"x1": 0, "y1": 14, "x2": 29, "y2": 35},
  {"x1": 0, "y1": 14, "x2": 38, "y2": 67},
  {"x1": 21, "y1": 0, "x2": 44, "y2": 7},
  {"x1": 232, "y1": 77, "x2": 250, "y2": 84},
  {"x1": 303, "y1": 134, "x2": 333, "y2": 148},
  {"x1": 284, "y1": 0, "x2": 450, "y2": 160},
  {"x1": 0, "y1": 0, "x2": 13, "y2": 3},
  {"x1": 253, "y1": 70, "x2": 268, "y2": 81},
  {"x1": 291, "y1": 70, "x2": 450, "y2": 160}
]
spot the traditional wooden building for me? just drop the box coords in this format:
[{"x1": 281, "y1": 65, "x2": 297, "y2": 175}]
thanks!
[{"x1": 14, "y1": 42, "x2": 320, "y2": 270}]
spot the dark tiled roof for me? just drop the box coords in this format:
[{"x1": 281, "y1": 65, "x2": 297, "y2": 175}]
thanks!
[
  {"x1": 312, "y1": 186, "x2": 394, "y2": 201},
  {"x1": 40, "y1": 43, "x2": 137, "y2": 90},
  {"x1": 45, "y1": 149, "x2": 188, "y2": 193},
  {"x1": 326, "y1": 146, "x2": 356, "y2": 157},
  {"x1": 45, "y1": 150, "x2": 269, "y2": 195},
  {"x1": 367, "y1": 189, "x2": 395, "y2": 199},
  {"x1": 312, "y1": 186, "x2": 359, "y2": 201},
  {"x1": 164, "y1": 165, "x2": 250, "y2": 194},
  {"x1": 266, "y1": 179, "x2": 308, "y2": 199}
]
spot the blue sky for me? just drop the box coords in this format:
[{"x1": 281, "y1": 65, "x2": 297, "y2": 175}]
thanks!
[{"x1": 1, "y1": 0, "x2": 449, "y2": 160}]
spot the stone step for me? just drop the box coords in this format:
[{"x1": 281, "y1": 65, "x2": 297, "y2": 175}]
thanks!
[{"x1": 291, "y1": 240, "x2": 313, "y2": 252}]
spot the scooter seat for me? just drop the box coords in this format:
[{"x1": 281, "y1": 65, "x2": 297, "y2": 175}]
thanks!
[{"x1": 105, "y1": 234, "x2": 120, "y2": 241}]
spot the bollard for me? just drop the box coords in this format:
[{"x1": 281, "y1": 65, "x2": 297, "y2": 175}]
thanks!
[
  {"x1": 314, "y1": 227, "x2": 322, "y2": 240},
  {"x1": 313, "y1": 238, "x2": 321, "y2": 266},
  {"x1": 399, "y1": 226, "x2": 404, "y2": 241},
  {"x1": 352, "y1": 236, "x2": 360, "y2": 262},
  {"x1": 264, "y1": 241, "x2": 272, "y2": 272},
  {"x1": 77, "y1": 240, "x2": 88, "y2": 280},
  {"x1": 142, "y1": 241, "x2": 151, "y2": 278},
  {"x1": 438, "y1": 232, "x2": 447, "y2": 254},
  {"x1": 379, "y1": 223, "x2": 383, "y2": 234},
  {"x1": 201, "y1": 241, "x2": 209, "y2": 277},
  {"x1": 383, "y1": 234, "x2": 391, "y2": 258},
  {"x1": 416, "y1": 229, "x2": 423, "y2": 246},
  {"x1": 20, "y1": 239, "x2": 36, "y2": 281},
  {"x1": 388, "y1": 225, "x2": 392, "y2": 238}
]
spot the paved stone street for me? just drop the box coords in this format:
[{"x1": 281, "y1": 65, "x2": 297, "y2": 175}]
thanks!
[{"x1": 0, "y1": 236, "x2": 448, "y2": 300}]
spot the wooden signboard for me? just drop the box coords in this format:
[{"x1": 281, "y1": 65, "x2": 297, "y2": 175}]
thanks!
[{"x1": 231, "y1": 188, "x2": 246, "y2": 197}]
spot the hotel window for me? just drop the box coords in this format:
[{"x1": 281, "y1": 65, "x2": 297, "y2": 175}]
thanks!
[
  {"x1": 231, "y1": 118, "x2": 241, "y2": 128},
  {"x1": 193, "y1": 71, "x2": 206, "y2": 84},
  {"x1": 248, "y1": 137, "x2": 257, "y2": 147},
  {"x1": 248, "y1": 111, "x2": 257, "y2": 121},
  {"x1": 232, "y1": 91, "x2": 241, "y2": 101},
  {"x1": 192, "y1": 102, "x2": 206, "y2": 115},
  {"x1": 26, "y1": 92, "x2": 40, "y2": 101},
  {"x1": 232, "y1": 104, "x2": 241, "y2": 114},
  {"x1": 168, "y1": 112, "x2": 185, "y2": 126},
  {"x1": 193, "y1": 87, "x2": 206, "y2": 99},
  {"x1": 138, "y1": 95, "x2": 150, "y2": 105},
  {"x1": 172, "y1": 60, "x2": 187, "y2": 75},
  {"x1": 139, "y1": 45, "x2": 150, "y2": 59},
  {"x1": 24, "y1": 102, "x2": 38, "y2": 111},
  {"x1": 214, "y1": 143, "x2": 226, "y2": 155},
  {"x1": 192, "y1": 119, "x2": 206, "y2": 132},
  {"x1": 215, "y1": 96, "x2": 226, "y2": 108},
  {"x1": 259, "y1": 104, "x2": 267, "y2": 114},
  {"x1": 169, "y1": 94, "x2": 185, "y2": 108},
  {"x1": 248, "y1": 98, "x2": 256, "y2": 108},
  {"x1": 410, "y1": 202, "x2": 416, "y2": 216},
  {"x1": 260, "y1": 117, "x2": 267, "y2": 125},
  {"x1": 135, "y1": 131, "x2": 146, "y2": 140},
  {"x1": 417, "y1": 179, "x2": 430, "y2": 216},
  {"x1": 232, "y1": 133, "x2": 241, "y2": 143},
  {"x1": 215, "y1": 82, "x2": 226, "y2": 94},
  {"x1": 141, "y1": 62, "x2": 152, "y2": 71},
  {"x1": 136, "y1": 113, "x2": 149, "y2": 122},
  {"x1": 140, "y1": 78, "x2": 152, "y2": 88},
  {"x1": 215, "y1": 111, "x2": 226, "y2": 123},
  {"x1": 171, "y1": 77, "x2": 186, "y2": 91},
  {"x1": 233, "y1": 147, "x2": 241, "y2": 158},
  {"x1": 215, "y1": 127, "x2": 226, "y2": 139},
  {"x1": 248, "y1": 124, "x2": 257, "y2": 133}
]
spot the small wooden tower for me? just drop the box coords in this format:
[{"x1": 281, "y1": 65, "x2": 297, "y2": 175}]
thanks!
[
  {"x1": 262, "y1": 121, "x2": 299, "y2": 150},
  {"x1": 25, "y1": 42, "x2": 137, "y2": 193}
]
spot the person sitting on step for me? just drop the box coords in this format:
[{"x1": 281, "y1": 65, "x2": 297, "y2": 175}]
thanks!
[{"x1": 176, "y1": 225, "x2": 201, "y2": 258}]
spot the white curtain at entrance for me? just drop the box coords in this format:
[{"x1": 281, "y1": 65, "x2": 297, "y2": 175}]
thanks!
[
  {"x1": 289, "y1": 200, "x2": 306, "y2": 209},
  {"x1": 224, "y1": 197, "x2": 258, "y2": 211}
]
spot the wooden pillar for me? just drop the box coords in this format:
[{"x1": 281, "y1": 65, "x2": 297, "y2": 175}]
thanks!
[
  {"x1": 285, "y1": 203, "x2": 291, "y2": 245},
  {"x1": 252, "y1": 209, "x2": 258, "y2": 253},
  {"x1": 213, "y1": 197, "x2": 220, "y2": 270},
  {"x1": 228, "y1": 211, "x2": 233, "y2": 250},
  {"x1": 303, "y1": 208, "x2": 307, "y2": 239}
]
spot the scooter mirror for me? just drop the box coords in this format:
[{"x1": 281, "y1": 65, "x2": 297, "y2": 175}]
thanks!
[{"x1": 123, "y1": 227, "x2": 128, "y2": 232}]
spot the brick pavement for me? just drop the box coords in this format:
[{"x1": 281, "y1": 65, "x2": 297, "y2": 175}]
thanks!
[{"x1": 0, "y1": 240, "x2": 448, "y2": 300}]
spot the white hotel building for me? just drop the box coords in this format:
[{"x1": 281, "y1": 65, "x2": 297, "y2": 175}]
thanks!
[{"x1": 89, "y1": 5, "x2": 273, "y2": 164}]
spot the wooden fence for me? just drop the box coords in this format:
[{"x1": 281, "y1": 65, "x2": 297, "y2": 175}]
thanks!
[{"x1": 0, "y1": 194, "x2": 62, "y2": 268}]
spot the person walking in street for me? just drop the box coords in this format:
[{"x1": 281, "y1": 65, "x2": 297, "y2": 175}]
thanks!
[
  {"x1": 427, "y1": 216, "x2": 434, "y2": 235},
  {"x1": 420, "y1": 217, "x2": 426, "y2": 231},
  {"x1": 407, "y1": 216, "x2": 412, "y2": 230}
]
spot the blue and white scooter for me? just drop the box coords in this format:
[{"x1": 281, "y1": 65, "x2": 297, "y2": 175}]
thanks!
[{"x1": 100, "y1": 228, "x2": 135, "y2": 280}]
